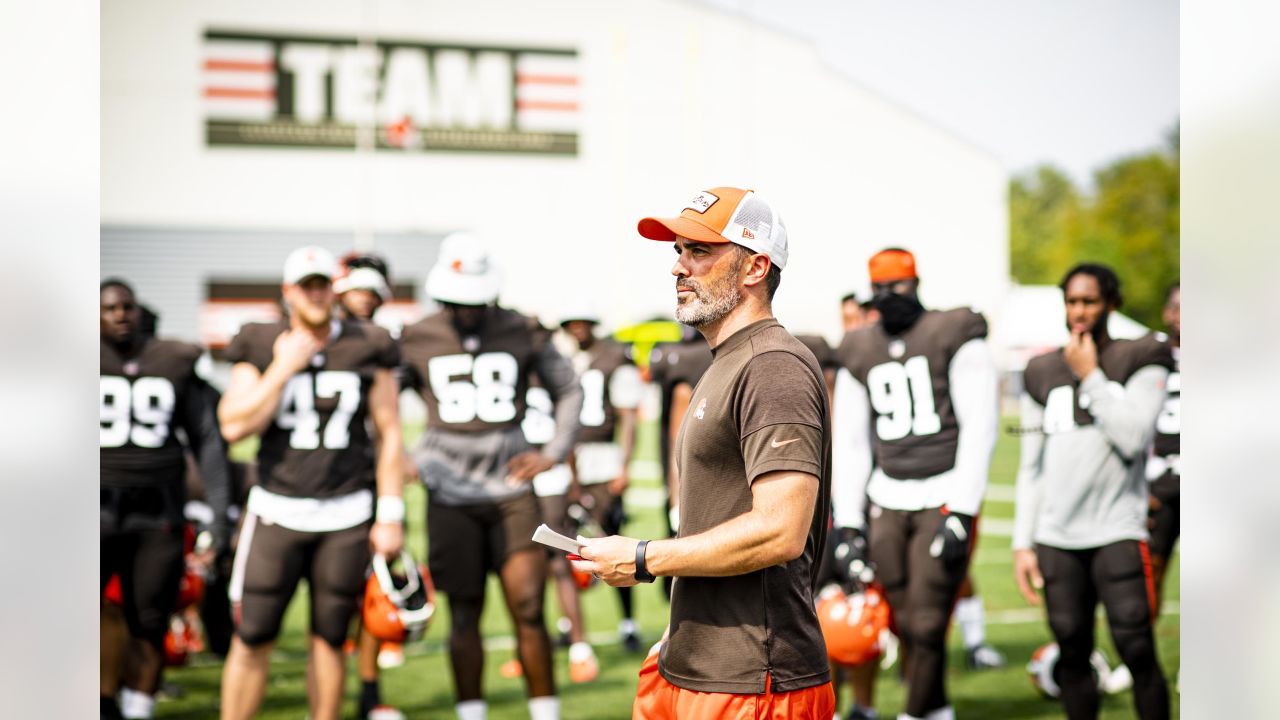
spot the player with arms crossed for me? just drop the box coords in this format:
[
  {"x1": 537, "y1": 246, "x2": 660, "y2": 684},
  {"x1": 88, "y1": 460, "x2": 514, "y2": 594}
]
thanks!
[
  {"x1": 831, "y1": 248, "x2": 998, "y2": 720},
  {"x1": 1012, "y1": 263, "x2": 1172, "y2": 720},
  {"x1": 217, "y1": 247, "x2": 405, "y2": 720},
  {"x1": 101, "y1": 279, "x2": 232, "y2": 720},
  {"x1": 400, "y1": 235, "x2": 582, "y2": 720},
  {"x1": 576, "y1": 186, "x2": 835, "y2": 719}
]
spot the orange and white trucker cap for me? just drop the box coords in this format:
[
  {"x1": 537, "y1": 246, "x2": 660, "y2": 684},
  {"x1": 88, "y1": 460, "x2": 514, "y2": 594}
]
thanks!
[
  {"x1": 637, "y1": 186, "x2": 789, "y2": 271},
  {"x1": 283, "y1": 246, "x2": 338, "y2": 285},
  {"x1": 425, "y1": 232, "x2": 501, "y2": 305}
]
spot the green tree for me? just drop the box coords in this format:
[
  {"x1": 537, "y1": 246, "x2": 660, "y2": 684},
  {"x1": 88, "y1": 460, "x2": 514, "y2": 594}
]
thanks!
[{"x1": 1010, "y1": 132, "x2": 1179, "y2": 328}]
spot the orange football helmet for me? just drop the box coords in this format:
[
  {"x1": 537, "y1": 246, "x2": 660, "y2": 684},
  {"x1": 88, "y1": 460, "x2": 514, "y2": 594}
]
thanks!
[
  {"x1": 816, "y1": 583, "x2": 892, "y2": 667},
  {"x1": 103, "y1": 574, "x2": 124, "y2": 606},
  {"x1": 363, "y1": 552, "x2": 436, "y2": 643},
  {"x1": 175, "y1": 566, "x2": 206, "y2": 610}
]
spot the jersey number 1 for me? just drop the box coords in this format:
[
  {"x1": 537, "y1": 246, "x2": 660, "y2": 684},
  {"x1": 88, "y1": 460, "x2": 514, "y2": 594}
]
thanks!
[{"x1": 867, "y1": 356, "x2": 942, "y2": 441}]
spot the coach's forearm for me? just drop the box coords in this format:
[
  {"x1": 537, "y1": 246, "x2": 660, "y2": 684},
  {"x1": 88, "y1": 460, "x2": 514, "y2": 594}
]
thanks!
[
  {"x1": 645, "y1": 472, "x2": 817, "y2": 576},
  {"x1": 645, "y1": 510, "x2": 802, "y2": 577}
]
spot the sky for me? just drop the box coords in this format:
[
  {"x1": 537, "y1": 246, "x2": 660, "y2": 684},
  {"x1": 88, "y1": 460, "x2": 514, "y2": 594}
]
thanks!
[{"x1": 701, "y1": 0, "x2": 1179, "y2": 188}]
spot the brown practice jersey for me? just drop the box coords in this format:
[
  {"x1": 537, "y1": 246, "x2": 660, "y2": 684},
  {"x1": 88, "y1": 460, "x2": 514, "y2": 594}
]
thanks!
[
  {"x1": 574, "y1": 338, "x2": 634, "y2": 444},
  {"x1": 835, "y1": 308, "x2": 987, "y2": 479},
  {"x1": 400, "y1": 308, "x2": 550, "y2": 434},
  {"x1": 224, "y1": 319, "x2": 399, "y2": 499},
  {"x1": 1023, "y1": 333, "x2": 1176, "y2": 433},
  {"x1": 101, "y1": 337, "x2": 206, "y2": 489},
  {"x1": 663, "y1": 319, "x2": 831, "y2": 694}
]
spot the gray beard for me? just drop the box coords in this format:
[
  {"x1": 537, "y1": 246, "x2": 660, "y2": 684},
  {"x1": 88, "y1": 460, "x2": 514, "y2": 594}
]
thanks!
[{"x1": 675, "y1": 277, "x2": 741, "y2": 328}]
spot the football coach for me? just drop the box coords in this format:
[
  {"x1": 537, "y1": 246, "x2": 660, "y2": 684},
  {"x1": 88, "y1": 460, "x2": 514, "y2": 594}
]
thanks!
[{"x1": 573, "y1": 187, "x2": 835, "y2": 719}]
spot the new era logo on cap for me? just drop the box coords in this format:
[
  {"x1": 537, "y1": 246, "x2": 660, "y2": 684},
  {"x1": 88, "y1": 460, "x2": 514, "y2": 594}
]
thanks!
[{"x1": 637, "y1": 186, "x2": 789, "y2": 271}]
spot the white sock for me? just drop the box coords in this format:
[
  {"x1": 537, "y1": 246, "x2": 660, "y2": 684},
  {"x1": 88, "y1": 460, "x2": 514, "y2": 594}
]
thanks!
[
  {"x1": 924, "y1": 706, "x2": 955, "y2": 720},
  {"x1": 119, "y1": 688, "x2": 155, "y2": 719},
  {"x1": 619, "y1": 618, "x2": 637, "y2": 636},
  {"x1": 569, "y1": 641, "x2": 595, "y2": 663},
  {"x1": 456, "y1": 699, "x2": 486, "y2": 720},
  {"x1": 955, "y1": 596, "x2": 986, "y2": 648},
  {"x1": 528, "y1": 695, "x2": 560, "y2": 720}
]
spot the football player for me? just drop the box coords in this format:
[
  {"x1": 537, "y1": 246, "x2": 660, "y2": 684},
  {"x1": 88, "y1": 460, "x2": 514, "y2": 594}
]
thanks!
[
  {"x1": 647, "y1": 325, "x2": 712, "y2": 554},
  {"x1": 334, "y1": 252, "x2": 393, "y2": 324},
  {"x1": 101, "y1": 279, "x2": 232, "y2": 720},
  {"x1": 559, "y1": 308, "x2": 645, "y2": 653},
  {"x1": 840, "y1": 292, "x2": 880, "y2": 333},
  {"x1": 217, "y1": 247, "x2": 405, "y2": 720},
  {"x1": 1012, "y1": 262, "x2": 1172, "y2": 720},
  {"x1": 831, "y1": 248, "x2": 998, "y2": 720},
  {"x1": 1148, "y1": 283, "x2": 1180, "y2": 611},
  {"x1": 400, "y1": 234, "x2": 582, "y2": 720},
  {"x1": 332, "y1": 251, "x2": 408, "y2": 720}
]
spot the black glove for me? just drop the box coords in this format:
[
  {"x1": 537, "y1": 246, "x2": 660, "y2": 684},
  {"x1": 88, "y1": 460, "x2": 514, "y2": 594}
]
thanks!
[
  {"x1": 928, "y1": 509, "x2": 974, "y2": 567},
  {"x1": 832, "y1": 526, "x2": 874, "y2": 592}
]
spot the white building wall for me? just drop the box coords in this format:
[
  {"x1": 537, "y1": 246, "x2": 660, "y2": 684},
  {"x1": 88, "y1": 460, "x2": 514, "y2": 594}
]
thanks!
[{"x1": 103, "y1": 0, "x2": 1007, "y2": 345}]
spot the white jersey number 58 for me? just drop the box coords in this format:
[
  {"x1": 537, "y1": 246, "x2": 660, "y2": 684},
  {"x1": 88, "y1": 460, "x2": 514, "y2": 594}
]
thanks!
[{"x1": 428, "y1": 352, "x2": 519, "y2": 424}]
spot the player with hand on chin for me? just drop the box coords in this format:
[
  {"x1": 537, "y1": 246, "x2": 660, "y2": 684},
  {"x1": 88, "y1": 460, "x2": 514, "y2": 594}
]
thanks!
[
  {"x1": 216, "y1": 247, "x2": 404, "y2": 720},
  {"x1": 574, "y1": 187, "x2": 835, "y2": 719},
  {"x1": 1012, "y1": 263, "x2": 1172, "y2": 720}
]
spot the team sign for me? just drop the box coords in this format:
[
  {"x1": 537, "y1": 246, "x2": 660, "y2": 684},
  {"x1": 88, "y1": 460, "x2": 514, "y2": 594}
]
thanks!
[{"x1": 203, "y1": 30, "x2": 579, "y2": 155}]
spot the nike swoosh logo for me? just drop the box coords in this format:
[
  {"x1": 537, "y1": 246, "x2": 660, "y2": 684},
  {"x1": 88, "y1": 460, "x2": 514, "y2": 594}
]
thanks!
[{"x1": 770, "y1": 438, "x2": 801, "y2": 448}]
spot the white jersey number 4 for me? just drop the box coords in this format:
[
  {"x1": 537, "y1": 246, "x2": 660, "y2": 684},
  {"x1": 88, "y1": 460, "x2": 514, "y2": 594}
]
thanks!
[
  {"x1": 100, "y1": 376, "x2": 176, "y2": 448},
  {"x1": 866, "y1": 356, "x2": 943, "y2": 441},
  {"x1": 277, "y1": 371, "x2": 361, "y2": 449},
  {"x1": 428, "y1": 352, "x2": 519, "y2": 424}
]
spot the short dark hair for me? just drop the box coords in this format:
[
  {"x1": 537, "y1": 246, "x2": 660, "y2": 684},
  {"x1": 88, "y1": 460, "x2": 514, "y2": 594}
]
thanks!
[
  {"x1": 731, "y1": 244, "x2": 782, "y2": 302},
  {"x1": 840, "y1": 292, "x2": 859, "y2": 305},
  {"x1": 1059, "y1": 262, "x2": 1123, "y2": 308},
  {"x1": 100, "y1": 277, "x2": 134, "y2": 296}
]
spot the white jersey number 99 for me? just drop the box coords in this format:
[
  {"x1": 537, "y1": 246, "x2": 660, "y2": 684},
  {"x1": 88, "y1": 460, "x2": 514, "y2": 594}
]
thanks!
[{"x1": 100, "y1": 376, "x2": 176, "y2": 448}]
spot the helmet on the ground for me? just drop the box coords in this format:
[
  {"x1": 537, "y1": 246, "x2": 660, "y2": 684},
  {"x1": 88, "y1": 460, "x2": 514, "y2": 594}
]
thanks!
[
  {"x1": 1026, "y1": 642, "x2": 1112, "y2": 699},
  {"x1": 363, "y1": 552, "x2": 436, "y2": 643}
]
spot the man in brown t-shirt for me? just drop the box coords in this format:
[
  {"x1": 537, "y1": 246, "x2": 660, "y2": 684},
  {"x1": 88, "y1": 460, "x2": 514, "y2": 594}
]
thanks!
[{"x1": 574, "y1": 186, "x2": 835, "y2": 719}]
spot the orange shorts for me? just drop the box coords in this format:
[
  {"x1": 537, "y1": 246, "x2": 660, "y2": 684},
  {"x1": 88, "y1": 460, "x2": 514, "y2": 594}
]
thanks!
[{"x1": 632, "y1": 651, "x2": 835, "y2": 719}]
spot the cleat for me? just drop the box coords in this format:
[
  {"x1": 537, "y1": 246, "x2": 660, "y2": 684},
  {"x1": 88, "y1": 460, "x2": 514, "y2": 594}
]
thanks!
[
  {"x1": 368, "y1": 705, "x2": 406, "y2": 720},
  {"x1": 499, "y1": 658, "x2": 524, "y2": 679},
  {"x1": 569, "y1": 651, "x2": 599, "y2": 683},
  {"x1": 1103, "y1": 663, "x2": 1134, "y2": 694},
  {"x1": 965, "y1": 643, "x2": 1006, "y2": 670},
  {"x1": 621, "y1": 631, "x2": 643, "y2": 654},
  {"x1": 845, "y1": 705, "x2": 879, "y2": 720}
]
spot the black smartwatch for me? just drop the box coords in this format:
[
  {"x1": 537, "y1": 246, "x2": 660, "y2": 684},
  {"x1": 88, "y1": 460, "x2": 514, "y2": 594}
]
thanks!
[{"x1": 634, "y1": 540, "x2": 656, "y2": 583}]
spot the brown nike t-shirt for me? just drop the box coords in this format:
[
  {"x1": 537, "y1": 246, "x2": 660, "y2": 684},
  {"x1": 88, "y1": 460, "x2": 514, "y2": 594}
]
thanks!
[{"x1": 661, "y1": 318, "x2": 831, "y2": 694}]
